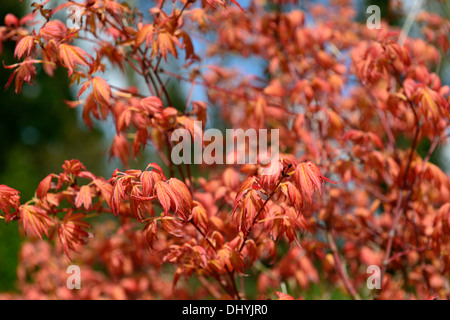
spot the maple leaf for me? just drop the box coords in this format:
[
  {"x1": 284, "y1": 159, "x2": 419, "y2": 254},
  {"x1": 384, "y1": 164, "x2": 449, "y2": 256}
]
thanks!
[
  {"x1": 0, "y1": 185, "x2": 20, "y2": 222},
  {"x1": 140, "y1": 96, "x2": 163, "y2": 115},
  {"x1": 109, "y1": 134, "x2": 131, "y2": 167},
  {"x1": 75, "y1": 185, "x2": 93, "y2": 210},
  {"x1": 168, "y1": 178, "x2": 192, "y2": 220},
  {"x1": 62, "y1": 159, "x2": 86, "y2": 175},
  {"x1": 143, "y1": 219, "x2": 158, "y2": 249},
  {"x1": 160, "y1": 214, "x2": 184, "y2": 237},
  {"x1": 281, "y1": 182, "x2": 303, "y2": 213},
  {"x1": 135, "y1": 24, "x2": 154, "y2": 50},
  {"x1": 234, "y1": 189, "x2": 263, "y2": 232},
  {"x1": 156, "y1": 31, "x2": 181, "y2": 62},
  {"x1": 215, "y1": 246, "x2": 244, "y2": 273},
  {"x1": 4, "y1": 13, "x2": 19, "y2": 27},
  {"x1": 111, "y1": 178, "x2": 125, "y2": 216},
  {"x1": 415, "y1": 86, "x2": 448, "y2": 120},
  {"x1": 132, "y1": 128, "x2": 149, "y2": 156},
  {"x1": 155, "y1": 181, "x2": 179, "y2": 215},
  {"x1": 4, "y1": 59, "x2": 38, "y2": 93},
  {"x1": 294, "y1": 161, "x2": 337, "y2": 204},
  {"x1": 19, "y1": 204, "x2": 53, "y2": 239},
  {"x1": 93, "y1": 179, "x2": 113, "y2": 207},
  {"x1": 39, "y1": 20, "x2": 67, "y2": 42},
  {"x1": 14, "y1": 35, "x2": 34, "y2": 59},
  {"x1": 92, "y1": 76, "x2": 111, "y2": 108},
  {"x1": 192, "y1": 204, "x2": 209, "y2": 234},
  {"x1": 36, "y1": 174, "x2": 54, "y2": 199},
  {"x1": 58, "y1": 43, "x2": 92, "y2": 75},
  {"x1": 58, "y1": 212, "x2": 91, "y2": 259},
  {"x1": 145, "y1": 162, "x2": 165, "y2": 177},
  {"x1": 343, "y1": 130, "x2": 384, "y2": 149},
  {"x1": 139, "y1": 170, "x2": 154, "y2": 197}
]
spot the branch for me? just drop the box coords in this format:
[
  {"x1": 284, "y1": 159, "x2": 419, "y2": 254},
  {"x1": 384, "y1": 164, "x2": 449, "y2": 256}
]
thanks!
[
  {"x1": 379, "y1": 101, "x2": 422, "y2": 291},
  {"x1": 326, "y1": 231, "x2": 361, "y2": 300},
  {"x1": 238, "y1": 166, "x2": 290, "y2": 253}
]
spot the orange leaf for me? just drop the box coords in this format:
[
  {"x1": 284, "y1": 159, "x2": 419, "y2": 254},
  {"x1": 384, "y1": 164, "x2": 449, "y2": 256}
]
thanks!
[
  {"x1": 36, "y1": 174, "x2": 53, "y2": 199},
  {"x1": 192, "y1": 204, "x2": 209, "y2": 234},
  {"x1": 140, "y1": 96, "x2": 163, "y2": 115},
  {"x1": 168, "y1": 178, "x2": 192, "y2": 219},
  {"x1": 4, "y1": 59, "x2": 38, "y2": 94},
  {"x1": 295, "y1": 161, "x2": 337, "y2": 204},
  {"x1": 58, "y1": 43, "x2": 92, "y2": 75},
  {"x1": 143, "y1": 219, "x2": 158, "y2": 249},
  {"x1": 75, "y1": 185, "x2": 92, "y2": 210},
  {"x1": 155, "y1": 181, "x2": 179, "y2": 214},
  {"x1": 0, "y1": 185, "x2": 20, "y2": 220},
  {"x1": 58, "y1": 212, "x2": 91, "y2": 259},
  {"x1": 111, "y1": 179, "x2": 125, "y2": 216},
  {"x1": 157, "y1": 31, "x2": 180, "y2": 61},
  {"x1": 20, "y1": 204, "x2": 53, "y2": 239},
  {"x1": 92, "y1": 76, "x2": 111, "y2": 108},
  {"x1": 135, "y1": 24, "x2": 154, "y2": 49},
  {"x1": 140, "y1": 170, "x2": 154, "y2": 197},
  {"x1": 93, "y1": 179, "x2": 113, "y2": 207},
  {"x1": 14, "y1": 35, "x2": 34, "y2": 59}
]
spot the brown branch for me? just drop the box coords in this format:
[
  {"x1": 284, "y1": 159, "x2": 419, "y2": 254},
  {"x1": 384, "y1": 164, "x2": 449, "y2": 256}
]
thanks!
[
  {"x1": 189, "y1": 220, "x2": 241, "y2": 300},
  {"x1": 238, "y1": 166, "x2": 290, "y2": 253},
  {"x1": 326, "y1": 231, "x2": 361, "y2": 300},
  {"x1": 198, "y1": 276, "x2": 221, "y2": 299},
  {"x1": 379, "y1": 101, "x2": 421, "y2": 292}
]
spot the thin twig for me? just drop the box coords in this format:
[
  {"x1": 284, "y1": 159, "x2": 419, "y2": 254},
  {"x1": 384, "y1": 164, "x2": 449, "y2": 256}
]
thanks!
[
  {"x1": 326, "y1": 231, "x2": 361, "y2": 300},
  {"x1": 238, "y1": 166, "x2": 291, "y2": 253}
]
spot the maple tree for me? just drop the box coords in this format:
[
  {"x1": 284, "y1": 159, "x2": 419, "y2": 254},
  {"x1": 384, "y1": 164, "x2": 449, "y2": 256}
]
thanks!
[{"x1": 0, "y1": 0, "x2": 449, "y2": 300}]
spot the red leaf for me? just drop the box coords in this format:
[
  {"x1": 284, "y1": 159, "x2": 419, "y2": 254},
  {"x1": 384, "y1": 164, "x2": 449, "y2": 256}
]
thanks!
[
  {"x1": 58, "y1": 43, "x2": 92, "y2": 75},
  {"x1": 295, "y1": 161, "x2": 337, "y2": 204},
  {"x1": 58, "y1": 212, "x2": 91, "y2": 259},
  {"x1": 75, "y1": 185, "x2": 92, "y2": 210},
  {"x1": 145, "y1": 163, "x2": 165, "y2": 178},
  {"x1": 4, "y1": 59, "x2": 38, "y2": 94},
  {"x1": 39, "y1": 20, "x2": 67, "y2": 42},
  {"x1": 93, "y1": 179, "x2": 113, "y2": 207},
  {"x1": 192, "y1": 204, "x2": 209, "y2": 234},
  {"x1": 140, "y1": 170, "x2": 154, "y2": 197},
  {"x1": 20, "y1": 205, "x2": 53, "y2": 239},
  {"x1": 111, "y1": 179, "x2": 125, "y2": 216},
  {"x1": 168, "y1": 178, "x2": 192, "y2": 219},
  {"x1": 37, "y1": 174, "x2": 53, "y2": 199},
  {"x1": 135, "y1": 24, "x2": 154, "y2": 49},
  {"x1": 140, "y1": 96, "x2": 163, "y2": 115},
  {"x1": 143, "y1": 219, "x2": 158, "y2": 249},
  {"x1": 0, "y1": 185, "x2": 20, "y2": 221},
  {"x1": 92, "y1": 76, "x2": 111, "y2": 108},
  {"x1": 157, "y1": 31, "x2": 181, "y2": 62},
  {"x1": 155, "y1": 181, "x2": 179, "y2": 214},
  {"x1": 14, "y1": 35, "x2": 34, "y2": 59}
]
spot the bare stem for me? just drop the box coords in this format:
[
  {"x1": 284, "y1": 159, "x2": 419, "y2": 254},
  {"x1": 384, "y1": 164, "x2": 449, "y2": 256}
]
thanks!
[{"x1": 326, "y1": 231, "x2": 361, "y2": 300}]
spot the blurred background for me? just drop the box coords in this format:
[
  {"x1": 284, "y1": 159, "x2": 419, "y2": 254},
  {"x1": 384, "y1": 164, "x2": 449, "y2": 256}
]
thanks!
[{"x1": 0, "y1": 0, "x2": 448, "y2": 295}]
